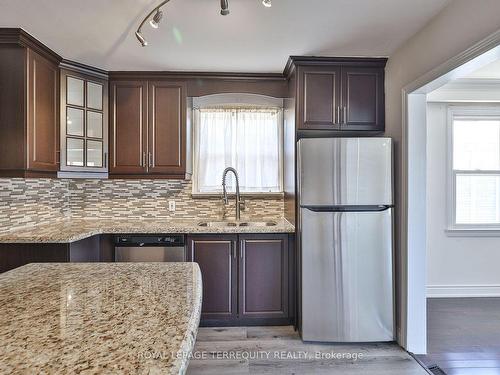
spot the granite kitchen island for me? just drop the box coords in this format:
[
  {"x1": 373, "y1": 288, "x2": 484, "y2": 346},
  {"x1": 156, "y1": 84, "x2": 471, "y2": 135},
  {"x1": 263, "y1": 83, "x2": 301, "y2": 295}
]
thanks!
[{"x1": 0, "y1": 263, "x2": 202, "y2": 374}]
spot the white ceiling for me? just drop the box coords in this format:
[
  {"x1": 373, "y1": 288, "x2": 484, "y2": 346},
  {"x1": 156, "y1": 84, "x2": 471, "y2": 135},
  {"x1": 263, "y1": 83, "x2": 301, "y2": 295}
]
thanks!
[
  {"x1": 465, "y1": 59, "x2": 500, "y2": 79},
  {"x1": 0, "y1": 0, "x2": 450, "y2": 72}
]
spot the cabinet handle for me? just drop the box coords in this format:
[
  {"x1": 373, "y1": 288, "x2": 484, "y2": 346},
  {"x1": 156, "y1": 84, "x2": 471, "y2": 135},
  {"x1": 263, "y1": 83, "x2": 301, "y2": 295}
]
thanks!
[
  {"x1": 232, "y1": 245, "x2": 236, "y2": 259},
  {"x1": 104, "y1": 152, "x2": 107, "y2": 168},
  {"x1": 142, "y1": 152, "x2": 146, "y2": 168},
  {"x1": 343, "y1": 106, "x2": 347, "y2": 124},
  {"x1": 337, "y1": 106, "x2": 341, "y2": 124},
  {"x1": 56, "y1": 150, "x2": 61, "y2": 164},
  {"x1": 148, "y1": 152, "x2": 152, "y2": 168}
]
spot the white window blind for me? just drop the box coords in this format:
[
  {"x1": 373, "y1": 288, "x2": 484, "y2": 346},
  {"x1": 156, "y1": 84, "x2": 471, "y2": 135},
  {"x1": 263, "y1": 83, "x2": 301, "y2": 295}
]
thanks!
[
  {"x1": 194, "y1": 107, "x2": 282, "y2": 194},
  {"x1": 451, "y1": 111, "x2": 500, "y2": 227}
]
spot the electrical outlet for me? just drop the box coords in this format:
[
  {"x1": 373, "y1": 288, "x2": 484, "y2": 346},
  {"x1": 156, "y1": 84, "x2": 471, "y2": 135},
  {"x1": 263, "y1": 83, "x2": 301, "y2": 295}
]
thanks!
[{"x1": 168, "y1": 200, "x2": 176, "y2": 212}]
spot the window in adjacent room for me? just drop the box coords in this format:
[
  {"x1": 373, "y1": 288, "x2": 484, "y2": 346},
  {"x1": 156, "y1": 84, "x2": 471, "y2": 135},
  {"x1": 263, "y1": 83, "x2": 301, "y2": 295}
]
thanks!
[
  {"x1": 193, "y1": 97, "x2": 283, "y2": 195},
  {"x1": 448, "y1": 106, "x2": 500, "y2": 229}
]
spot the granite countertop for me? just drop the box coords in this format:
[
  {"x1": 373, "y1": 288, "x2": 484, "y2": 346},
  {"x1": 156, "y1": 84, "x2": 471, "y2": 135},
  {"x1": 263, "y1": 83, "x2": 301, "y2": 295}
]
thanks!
[
  {"x1": 0, "y1": 218, "x2": 295, "y2": 243},
  {"x1": 0, "y1": 262, "x2": 202, "y2": 375}
]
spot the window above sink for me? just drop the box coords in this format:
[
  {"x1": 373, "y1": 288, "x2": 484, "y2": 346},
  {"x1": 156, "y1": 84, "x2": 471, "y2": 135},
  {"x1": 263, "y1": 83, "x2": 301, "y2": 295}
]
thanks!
[{"x1": 192, "y1": 94, "x2": 284, "y2": 197}]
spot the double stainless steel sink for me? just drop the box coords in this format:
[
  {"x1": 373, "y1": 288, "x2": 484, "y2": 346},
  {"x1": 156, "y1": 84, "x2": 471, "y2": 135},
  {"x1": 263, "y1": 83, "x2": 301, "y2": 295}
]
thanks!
[{"x1": 197, "y1": 221, "x2": 277, "y2": 228}]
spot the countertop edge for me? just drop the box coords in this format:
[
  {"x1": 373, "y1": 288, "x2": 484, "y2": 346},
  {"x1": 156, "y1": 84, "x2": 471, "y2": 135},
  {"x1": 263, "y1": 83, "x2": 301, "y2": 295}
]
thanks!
[
  {"x1": 176, "y1": 263, "x2": 203, "y2": 374},
  {"x1": 0, "y1": 220, "x2": 295, "y2": 244}
]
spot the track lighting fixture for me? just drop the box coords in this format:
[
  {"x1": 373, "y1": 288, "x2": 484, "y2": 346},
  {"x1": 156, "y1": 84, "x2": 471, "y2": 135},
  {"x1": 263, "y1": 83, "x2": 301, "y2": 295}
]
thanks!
[
  {"x1": 220, "y1": 0, "x2": 229, "y2": 15},
  {"x1": 149, "y1": 9, "x2": 164, "y2": 29},
  {"x1": 135, "y1": 0, "x2": 170, "y2": 47},
  {"x1": 135, "y1": 0, "x2": 272, "y2": 46},
  {"x1": 135, "y1": 31, "x2": 148, "y2": 47}
]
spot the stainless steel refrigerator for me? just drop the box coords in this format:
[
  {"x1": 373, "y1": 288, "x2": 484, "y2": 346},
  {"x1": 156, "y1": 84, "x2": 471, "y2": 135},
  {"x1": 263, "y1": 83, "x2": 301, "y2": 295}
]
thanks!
[{"x1": 298, "y1": 137, "x2": 394, "y2": 342}]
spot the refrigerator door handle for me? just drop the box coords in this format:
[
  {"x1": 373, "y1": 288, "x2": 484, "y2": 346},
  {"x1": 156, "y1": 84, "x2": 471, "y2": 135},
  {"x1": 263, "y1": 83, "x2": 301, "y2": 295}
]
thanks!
[{"x1": 301, "y1": 205, "x2": 393, "y2": 212}]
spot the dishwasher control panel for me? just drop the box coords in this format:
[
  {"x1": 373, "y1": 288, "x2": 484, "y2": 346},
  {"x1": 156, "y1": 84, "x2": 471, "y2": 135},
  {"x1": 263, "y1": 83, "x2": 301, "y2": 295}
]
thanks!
[{"x1": 114, "y1": 235, "x2": 185, "y2": 247}]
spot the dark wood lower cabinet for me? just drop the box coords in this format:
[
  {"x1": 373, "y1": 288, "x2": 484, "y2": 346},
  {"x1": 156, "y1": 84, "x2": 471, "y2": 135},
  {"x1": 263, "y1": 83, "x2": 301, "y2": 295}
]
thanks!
[
  {"x1": 0, "y1": 243, "x2": 67, "y2": 273},
  {"x1": 0, "y1": 235, "x2": 113, "y2": 274},
  {"x1": 187, "y1": 233, "x2": 293, "y2": 327},
  {"x1": 187, "y1": 235, "x2": 238, "y2": 323},
  {"x1": 239, "y1": 234, "x2": 289, "y2": 321}
]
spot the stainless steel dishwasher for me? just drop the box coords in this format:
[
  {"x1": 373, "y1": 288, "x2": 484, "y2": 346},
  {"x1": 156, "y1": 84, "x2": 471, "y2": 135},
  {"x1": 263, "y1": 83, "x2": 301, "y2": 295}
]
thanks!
[{"x1": 114, "y1": 235, "x2": 186, "y2": 262}]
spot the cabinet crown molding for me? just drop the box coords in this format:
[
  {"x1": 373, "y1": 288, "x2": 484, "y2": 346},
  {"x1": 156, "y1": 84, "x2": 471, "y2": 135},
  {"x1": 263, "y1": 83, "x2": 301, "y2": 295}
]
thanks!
[
  {"x1": 0, "y1": 28, "x2": 61, "y2": 64},
  {"x1": 60, "y1": 59, "x2": 109, "y2": 80},
  {"x1": 283, "y1": 56, "x2": 388, "y2": 79},
  {"x1": 109, "y1": 71, "x2": 286, "y2": 81}
]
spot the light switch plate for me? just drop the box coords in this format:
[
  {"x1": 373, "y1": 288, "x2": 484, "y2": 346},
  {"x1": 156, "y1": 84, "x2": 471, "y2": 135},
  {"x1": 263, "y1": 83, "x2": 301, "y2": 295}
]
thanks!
[{"x1": 168, "y1": 200, "x2": 176, "y2": 212}]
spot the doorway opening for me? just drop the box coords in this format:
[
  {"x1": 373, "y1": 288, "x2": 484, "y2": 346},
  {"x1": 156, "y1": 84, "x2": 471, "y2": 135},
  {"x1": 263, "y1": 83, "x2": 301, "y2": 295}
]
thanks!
[
  {"x1": 421, "y1": 60, "x2": 500, "y2": 374},
  {"x1": 404, "y1": 31, "x2": 500, "y2": 364}
]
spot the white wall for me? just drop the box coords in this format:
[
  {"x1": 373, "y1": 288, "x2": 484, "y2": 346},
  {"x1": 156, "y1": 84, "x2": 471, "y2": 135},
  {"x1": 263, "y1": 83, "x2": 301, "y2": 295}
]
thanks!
[
  {"x1": 427, "y1": 79, "x2": 500, "y2": 102},
  {"x1": 385, "y1": 0, "x2": 500, "y2": 346},
  {"x1": 426, "y1": 102, "x2": 500, "y2": 298}
]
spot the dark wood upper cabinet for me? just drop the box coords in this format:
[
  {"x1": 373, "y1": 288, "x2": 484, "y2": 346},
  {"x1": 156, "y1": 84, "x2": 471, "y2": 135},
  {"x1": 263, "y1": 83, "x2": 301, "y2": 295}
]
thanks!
[
  {"x1": 109, "y1": 80, "x2": 148, "y2": 175},
  {"x1": 299, "y1": 67, "x2": 341, "y2": 130},
  {"x1": 109, "y1": 79, "x2": 187, "y2": 178},
  {"x1": 59, "y1": 63, "x2": 109, "y2": 176},
  {"x1": 342, "y1": 67, "x2": 384, "y2": 131},
  {"x1": 291, "y1": 57, "x2": 387, "y2": 132},
  {"x1": 1, "y1": 29, "x2": 386, "y2": 178},
  {"x1": 238, "y1": 234, "x2": 289, "y2": 320},
  {"x1": 0, "y1": 30, "x2": 61, "y2": 177},
  {"x1": 187, "y1": 235, "x2": 238, "y2": 322},
  {"x1": 27, "y1": 50, "x2": 59, "y2": 173},
  {"x1": 148, "y1": 81, "x2": 186, "y2": 175}
]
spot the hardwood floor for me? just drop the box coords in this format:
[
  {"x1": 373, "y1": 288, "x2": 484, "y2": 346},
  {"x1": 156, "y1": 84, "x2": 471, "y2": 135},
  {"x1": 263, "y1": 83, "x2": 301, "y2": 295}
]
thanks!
[
  {"x1": 418, "y1": 298, "x2": 500, "y2": 375},
  {"x1": 187, "y1": 326, "x2": 429, "y2": 374}
]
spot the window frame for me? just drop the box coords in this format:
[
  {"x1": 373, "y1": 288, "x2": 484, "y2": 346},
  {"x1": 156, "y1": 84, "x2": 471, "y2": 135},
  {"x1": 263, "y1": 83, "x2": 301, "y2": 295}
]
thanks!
[
  {"x1": 191, "y1": 101, "x2": 284, "y2": 197},
  {"x1": 446, "y1": 105, "x2": 500, "y2": 234}
]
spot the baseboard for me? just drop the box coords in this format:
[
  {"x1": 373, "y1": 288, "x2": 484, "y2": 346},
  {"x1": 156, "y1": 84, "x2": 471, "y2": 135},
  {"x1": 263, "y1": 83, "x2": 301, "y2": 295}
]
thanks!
[{"x1": 427, "y1": 284, "x2": 500, "y2": 298}]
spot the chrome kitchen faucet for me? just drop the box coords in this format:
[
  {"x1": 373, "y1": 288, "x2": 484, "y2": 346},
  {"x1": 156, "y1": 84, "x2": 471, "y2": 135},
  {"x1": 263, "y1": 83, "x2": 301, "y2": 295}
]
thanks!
[{"x1": 221, "y1": 167, "x2": 245, "y2": 220}]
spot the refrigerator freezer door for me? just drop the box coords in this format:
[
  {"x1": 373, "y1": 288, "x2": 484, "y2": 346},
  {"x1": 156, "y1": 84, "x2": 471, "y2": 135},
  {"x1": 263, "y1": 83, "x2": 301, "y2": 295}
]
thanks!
[
  {"x1": 298, "y1": 138, "x2": 392, "y2": 206},
  {"x1": 301, "y1": 207, "x2": 394, "y2": 342}
]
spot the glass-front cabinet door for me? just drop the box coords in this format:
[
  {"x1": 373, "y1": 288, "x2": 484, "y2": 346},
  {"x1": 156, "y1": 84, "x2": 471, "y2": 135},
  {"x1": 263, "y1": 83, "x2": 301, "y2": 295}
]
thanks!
[{"x1": 60, "y1": 68, "x2": 108, "y2": 175}]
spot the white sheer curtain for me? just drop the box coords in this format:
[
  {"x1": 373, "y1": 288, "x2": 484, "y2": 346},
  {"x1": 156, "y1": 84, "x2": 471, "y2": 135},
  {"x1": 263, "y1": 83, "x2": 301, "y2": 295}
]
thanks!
[{"x1": 195, "y1": 107, "x2": 281, "y2": 193}]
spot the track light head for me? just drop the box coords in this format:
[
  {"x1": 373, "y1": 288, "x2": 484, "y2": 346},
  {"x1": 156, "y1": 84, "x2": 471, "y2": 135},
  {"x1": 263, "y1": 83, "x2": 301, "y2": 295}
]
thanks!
[
  {"x1": 220, "y1": 0, "x2": 229, "y2": 15},
  {"x1": 149, "y1": 9, "x2": 163, "y2": 29},
  {"x1": 136, "y1": 0, "x2": 272, "y2": 47},
  {"x1": 135, "y1": 31, "x2": 148, "y2": 47}
]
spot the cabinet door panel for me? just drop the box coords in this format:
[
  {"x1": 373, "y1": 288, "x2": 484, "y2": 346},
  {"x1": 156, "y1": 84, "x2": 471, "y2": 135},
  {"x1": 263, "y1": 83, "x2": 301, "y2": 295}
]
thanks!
[
  {"x1": 342, "y1": 67, "x2": 384, "y2": 131},
  {"x1": 0, "y1": 46, "x2": 26, "y2": 172},
  {"x1": 60, "y1": 69, "x2": 108, "y2": 173},
  {"x1": 148, "y1": 81, "x2": 186, "y2": 175},
  {"x1": 299, "y1": 67, "x2": 341, "y2": 130},
  {"x1": 239, "y1": 235, "x2": 289, "y2": 319},
  {"x1": 27, "y1": 50, "x2": 59, "y2": 172},
  {"x1": 188, "y1": 236, "x2": 237, "y2": 322},
  {"x1": 110, "y1": 81, "x2": 147, "y2": 174},
  {"x1": 87, "y1": 81, "x2": 103, "y2": 110},
  {"x1": 0, "y1": 243, "x2": 69, "y2": 274}
]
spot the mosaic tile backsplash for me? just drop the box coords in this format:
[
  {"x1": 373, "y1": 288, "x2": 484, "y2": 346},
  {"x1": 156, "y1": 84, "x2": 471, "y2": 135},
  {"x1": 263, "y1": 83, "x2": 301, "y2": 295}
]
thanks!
[
  {"x1": 0, "y1": 179, "x2": 284, "y2": 231},
  {"x1": 0, "y1": 179, "x2": 70, "y2": 230}
]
